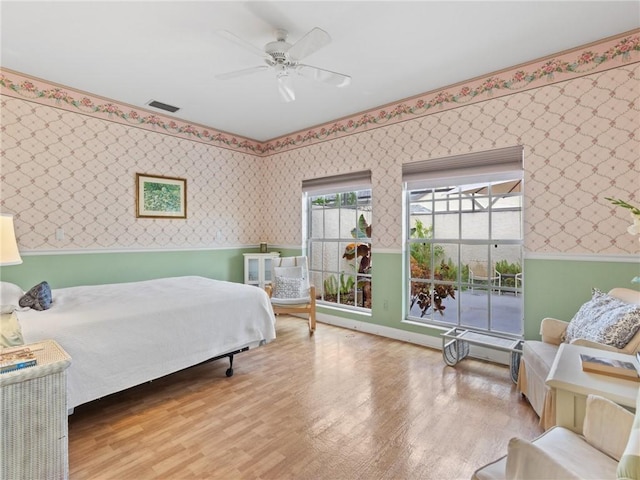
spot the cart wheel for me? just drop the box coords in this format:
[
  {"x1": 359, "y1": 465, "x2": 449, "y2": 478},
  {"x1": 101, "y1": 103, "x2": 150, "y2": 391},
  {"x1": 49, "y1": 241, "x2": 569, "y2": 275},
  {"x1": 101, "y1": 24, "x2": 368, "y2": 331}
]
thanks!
[
  {"x1": 443, "y1": 340, "x2": 470, "y2": 366},
  {"x1": 226, "y1": 368, "x2": 234, "y2": 377}
]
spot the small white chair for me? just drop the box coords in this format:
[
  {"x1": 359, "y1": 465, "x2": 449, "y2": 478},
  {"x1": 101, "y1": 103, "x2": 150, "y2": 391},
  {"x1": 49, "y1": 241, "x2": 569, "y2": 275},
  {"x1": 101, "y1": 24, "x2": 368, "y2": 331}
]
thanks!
[
  {"x1": 469, "y1": 262, "x2": 502, "y2": 295},
  {"x1": 265, "y1": 256, "x2": 316, "y2": 335}
]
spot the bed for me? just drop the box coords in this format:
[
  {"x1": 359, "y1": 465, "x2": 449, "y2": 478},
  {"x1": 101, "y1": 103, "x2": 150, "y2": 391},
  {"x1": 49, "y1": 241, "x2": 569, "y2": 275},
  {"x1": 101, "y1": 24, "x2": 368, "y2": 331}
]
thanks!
[{"x1": 14, "y1": 276, "x2": 277, "y2": 411}]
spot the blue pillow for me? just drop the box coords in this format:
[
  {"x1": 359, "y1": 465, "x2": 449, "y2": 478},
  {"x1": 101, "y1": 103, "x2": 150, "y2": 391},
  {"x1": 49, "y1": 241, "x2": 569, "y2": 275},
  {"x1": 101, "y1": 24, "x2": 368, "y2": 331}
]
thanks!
[{"x1": 19, "y1": 281, "x2": 52, "y2": 311}]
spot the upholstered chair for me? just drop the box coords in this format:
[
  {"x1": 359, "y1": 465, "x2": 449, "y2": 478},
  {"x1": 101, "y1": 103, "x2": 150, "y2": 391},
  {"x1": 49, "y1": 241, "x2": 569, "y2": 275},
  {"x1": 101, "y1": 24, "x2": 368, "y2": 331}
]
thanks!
[{"x1": 517, "y1": 287, "x2": 640, "y2": 429}]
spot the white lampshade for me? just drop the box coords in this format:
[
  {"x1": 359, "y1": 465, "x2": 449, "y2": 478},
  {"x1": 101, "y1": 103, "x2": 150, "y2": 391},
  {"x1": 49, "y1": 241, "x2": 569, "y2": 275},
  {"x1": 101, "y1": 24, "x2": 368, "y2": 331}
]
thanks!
[{"x1": 0, "y1": 214, "x2": 23, "y2": 266}]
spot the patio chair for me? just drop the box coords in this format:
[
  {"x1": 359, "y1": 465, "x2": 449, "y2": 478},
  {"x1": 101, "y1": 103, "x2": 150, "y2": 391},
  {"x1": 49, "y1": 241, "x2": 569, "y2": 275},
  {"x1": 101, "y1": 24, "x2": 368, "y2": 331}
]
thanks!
[
  {"x1": 515, "y1": 272, "x2": 522, "y2": 295},
  {"x1": 265, "y1": 256, "x2": 317, "y2": 335},
  {"x1": 469, "y1": 262, "x2": 502, "y2": 295}
]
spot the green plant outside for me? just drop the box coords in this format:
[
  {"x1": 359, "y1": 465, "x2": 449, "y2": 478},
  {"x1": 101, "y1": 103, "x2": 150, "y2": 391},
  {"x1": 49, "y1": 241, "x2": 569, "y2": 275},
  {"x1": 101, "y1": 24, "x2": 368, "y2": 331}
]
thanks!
[
  {"x1": 324, "y1": 275, "x2": 338, "y2": 295},
  {"x1": 340, "y1": 273, "x2": 355, "y2": 294},
  {"x1": 410, "y1": 219, "x2": 521, "y2": 285},
  {"x1": 495, "y1": 259, "x2": 523, "y2": 287},
  {"x1": 311, "y1": 192, "x2": 358, "y2": 207},
  {"x1": 409, "y1": 219, "x2": 444, "y2": 269}
]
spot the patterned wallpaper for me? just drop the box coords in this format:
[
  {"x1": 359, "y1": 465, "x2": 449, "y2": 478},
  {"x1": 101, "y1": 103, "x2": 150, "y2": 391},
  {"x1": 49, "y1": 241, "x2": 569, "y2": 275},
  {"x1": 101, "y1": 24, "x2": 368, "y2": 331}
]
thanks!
[
  {"x1": 1, "y1": 63, "x2": 638, "y2": 256},
  {"x1": 2, "y1": 31, "x2": 637, "y2": 156},
  {"x1": 1, "y1": 98, "x2": 265, "y2": 250},
  {"x1": 261, "y1": 64, "x2": 640, "y2": 255}
]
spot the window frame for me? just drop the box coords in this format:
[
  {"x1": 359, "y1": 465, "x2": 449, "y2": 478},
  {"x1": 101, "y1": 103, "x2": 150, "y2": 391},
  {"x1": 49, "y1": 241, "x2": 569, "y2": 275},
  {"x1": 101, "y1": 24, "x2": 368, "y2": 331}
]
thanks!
[
  {"x1": 402, "y1": 147, "x2": 524, "y2": 338},
  {"x1": 305, "y1": 188, "x2": 373, "y2": 313}
]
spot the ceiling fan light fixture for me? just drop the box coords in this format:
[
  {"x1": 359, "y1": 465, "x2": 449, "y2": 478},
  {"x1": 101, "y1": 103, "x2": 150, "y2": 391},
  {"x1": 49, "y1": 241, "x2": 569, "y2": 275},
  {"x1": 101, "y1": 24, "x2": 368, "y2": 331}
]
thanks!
[
  {"x1": 275, "y1": 64, "x2": 288, "y2": 78},
  {"x1": 276, "y1": 70, "x2": 295, "y2": 103}
]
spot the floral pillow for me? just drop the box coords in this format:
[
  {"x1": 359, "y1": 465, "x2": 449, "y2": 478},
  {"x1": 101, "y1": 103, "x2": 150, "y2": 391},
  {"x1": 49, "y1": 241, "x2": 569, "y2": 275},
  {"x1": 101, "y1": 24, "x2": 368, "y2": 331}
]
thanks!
[{"x1": 564, "y1": 288, "x2": 640, "y2": 349}]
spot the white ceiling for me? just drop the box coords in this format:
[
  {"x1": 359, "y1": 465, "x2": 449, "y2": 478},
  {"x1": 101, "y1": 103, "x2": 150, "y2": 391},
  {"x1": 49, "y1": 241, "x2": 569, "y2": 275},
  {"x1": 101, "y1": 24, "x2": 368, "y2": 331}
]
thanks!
[{"x1": 2, "y1": 1, "x2": 639, "y2": 142}]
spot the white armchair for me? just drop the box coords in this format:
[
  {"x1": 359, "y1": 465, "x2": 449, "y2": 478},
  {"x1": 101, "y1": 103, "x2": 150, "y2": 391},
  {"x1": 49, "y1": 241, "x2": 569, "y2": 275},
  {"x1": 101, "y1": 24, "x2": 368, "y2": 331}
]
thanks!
[
  {"x1": 472, "y1": 393, "x2": 639, "y2": 480},
  {"x1": 264, "y1": 256, "x2": 316, "y2": 335},
  {"x1": 517, "y1": 287, "x2": 640, "y2": 429}
]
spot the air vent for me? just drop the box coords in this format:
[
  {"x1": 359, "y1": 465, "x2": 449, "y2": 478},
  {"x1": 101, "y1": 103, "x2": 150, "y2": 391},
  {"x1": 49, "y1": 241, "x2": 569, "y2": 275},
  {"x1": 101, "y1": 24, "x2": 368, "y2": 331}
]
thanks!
[{"x1": 147, "y1": 100, "x2": 180, "y2": 113}]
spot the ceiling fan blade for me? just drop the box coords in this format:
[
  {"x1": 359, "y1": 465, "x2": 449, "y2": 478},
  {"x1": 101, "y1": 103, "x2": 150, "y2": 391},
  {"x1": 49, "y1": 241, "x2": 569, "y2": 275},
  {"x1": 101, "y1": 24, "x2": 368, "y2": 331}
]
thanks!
[
  {"x1": 295, "y1": 64, "x2": 351, "y2": 88},
  {"x1": 216, "y1": 65, "x2": 269, "y2": 80},
  {"x1": 277, "y1": 74, "x2": 295, "y2": 103},
  {"x1": 288, "y1": 27, "x2": 331, "y2": 61},
  {"x1": 216, "y1": 29, "x2": 269, "y2": 59}
]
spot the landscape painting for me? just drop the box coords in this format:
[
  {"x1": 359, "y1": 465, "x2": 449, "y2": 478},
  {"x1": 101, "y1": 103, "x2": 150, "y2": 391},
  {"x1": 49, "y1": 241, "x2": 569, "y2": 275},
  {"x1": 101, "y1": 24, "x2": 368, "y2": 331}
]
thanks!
[{"x1": 136, "y1": 173, "x2": 187, "y2": 219}]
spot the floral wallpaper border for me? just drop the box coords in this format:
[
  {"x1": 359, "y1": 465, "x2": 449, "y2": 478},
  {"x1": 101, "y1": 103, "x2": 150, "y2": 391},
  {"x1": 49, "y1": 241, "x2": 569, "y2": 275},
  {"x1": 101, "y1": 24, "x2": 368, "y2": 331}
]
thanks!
[{"x1": 1, "y1": 30, "x2": 638, "y2": 157}]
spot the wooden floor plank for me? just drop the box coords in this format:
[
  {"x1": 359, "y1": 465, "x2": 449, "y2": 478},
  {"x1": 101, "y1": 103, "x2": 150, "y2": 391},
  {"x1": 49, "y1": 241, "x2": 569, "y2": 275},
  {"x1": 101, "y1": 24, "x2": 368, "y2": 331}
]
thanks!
[{"x1": 68, "y1": 316, "x2": 542, "y2": 479}]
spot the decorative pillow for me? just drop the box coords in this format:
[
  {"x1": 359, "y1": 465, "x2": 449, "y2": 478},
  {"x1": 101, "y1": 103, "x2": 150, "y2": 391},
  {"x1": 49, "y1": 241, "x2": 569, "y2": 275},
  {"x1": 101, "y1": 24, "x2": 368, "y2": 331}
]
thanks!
[
  {"x1": 563, "y1": 289, "x2": 640, "y2": 349},
  {"x1": 273, "y1": 276, "x2": 305, "y2": 299},
  {"x1": 273, "y1": 266, "x2": 304, "y2": 280},
  {"x1": 617, "y1": 391, "x2": 640, "y2": 480},
  {"x1": 0, "y1": 312, "x2": 24, "y2": 347},
  {"x1": 1, "y1": 281, "x2": 24, "y2": 314},
  {"x1": 19, "y1": 281, "x2": 53, "y2": 311}
]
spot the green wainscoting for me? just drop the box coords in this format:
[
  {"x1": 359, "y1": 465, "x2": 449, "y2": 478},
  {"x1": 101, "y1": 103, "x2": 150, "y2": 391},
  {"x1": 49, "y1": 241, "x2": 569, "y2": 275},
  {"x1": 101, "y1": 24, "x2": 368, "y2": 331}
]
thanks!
[
  {"x1": 318, "y1": 252, "x2": 639, "y2": 341},
  {"x1": 2, "y1": 249, "x2": 637, "y2": 343},
  {"x1": 0, "y1": 249, "x2": 250, "y2": 289},
  {"x1": 523, "y1": 258, "x2": 640, "y2": 339}
]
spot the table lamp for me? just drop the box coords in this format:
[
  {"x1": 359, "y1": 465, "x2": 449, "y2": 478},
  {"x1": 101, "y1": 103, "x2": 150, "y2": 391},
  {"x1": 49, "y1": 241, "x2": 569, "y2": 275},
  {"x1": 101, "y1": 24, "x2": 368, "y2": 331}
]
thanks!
[{"x1": 0, "y1": 214, "x2": 23, "y2": 266}]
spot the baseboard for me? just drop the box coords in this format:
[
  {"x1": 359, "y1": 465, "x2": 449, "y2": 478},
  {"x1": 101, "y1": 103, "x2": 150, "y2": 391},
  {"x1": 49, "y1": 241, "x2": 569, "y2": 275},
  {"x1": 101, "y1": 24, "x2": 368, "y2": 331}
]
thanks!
[{"x1": 315, "y1": 312, "x2": 510, "y2": 366}]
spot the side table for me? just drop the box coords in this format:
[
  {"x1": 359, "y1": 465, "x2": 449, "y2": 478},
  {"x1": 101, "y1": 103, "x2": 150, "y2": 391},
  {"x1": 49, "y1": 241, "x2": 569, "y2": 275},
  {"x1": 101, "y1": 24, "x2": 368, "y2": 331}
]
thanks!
[
  {"x1": 546, "y1": 343, "x2": 638, "y2": 434},
  {"x1": 0, "y1": 340, "x2": 72, "y2": 480}
]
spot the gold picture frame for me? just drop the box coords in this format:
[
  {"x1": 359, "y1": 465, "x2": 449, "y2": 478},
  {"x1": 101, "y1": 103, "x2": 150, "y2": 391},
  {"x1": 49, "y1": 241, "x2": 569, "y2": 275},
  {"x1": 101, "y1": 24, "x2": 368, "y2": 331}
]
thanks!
[{"x1": 136, "y1": 173, "x2": 187, "y2": 219}]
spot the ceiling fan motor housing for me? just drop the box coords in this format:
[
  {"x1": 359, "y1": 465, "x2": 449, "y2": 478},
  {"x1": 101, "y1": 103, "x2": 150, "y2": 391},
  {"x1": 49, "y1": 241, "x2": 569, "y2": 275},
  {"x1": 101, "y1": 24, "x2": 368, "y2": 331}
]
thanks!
[{"x1": 265, "y1": 29, "x2": 292, "y2": 65}]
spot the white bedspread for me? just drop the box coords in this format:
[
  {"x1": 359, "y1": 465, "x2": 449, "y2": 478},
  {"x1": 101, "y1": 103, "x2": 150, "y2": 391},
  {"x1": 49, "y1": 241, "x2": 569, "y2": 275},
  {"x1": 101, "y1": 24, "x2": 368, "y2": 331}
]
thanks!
[{"x1": 17, "y1": 276, "x2": 276, "y2": 410}]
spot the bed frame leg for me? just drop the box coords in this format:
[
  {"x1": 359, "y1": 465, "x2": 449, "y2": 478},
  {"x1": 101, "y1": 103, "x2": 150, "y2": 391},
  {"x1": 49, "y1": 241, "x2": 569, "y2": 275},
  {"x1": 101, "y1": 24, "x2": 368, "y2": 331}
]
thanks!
[
  {"x1": 226, "y1": 354, "x2": 235, "y2": 377},
  {"x1": 208, "y1": 346, "x2": 248, "y2": 377}
]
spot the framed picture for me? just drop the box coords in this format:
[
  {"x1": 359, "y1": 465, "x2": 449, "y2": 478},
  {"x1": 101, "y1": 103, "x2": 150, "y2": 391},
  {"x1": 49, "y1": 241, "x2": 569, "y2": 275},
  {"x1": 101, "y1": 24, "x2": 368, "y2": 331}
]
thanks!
[{"x1": 136, "y1": 173, "x2": 187, "y2": 219}]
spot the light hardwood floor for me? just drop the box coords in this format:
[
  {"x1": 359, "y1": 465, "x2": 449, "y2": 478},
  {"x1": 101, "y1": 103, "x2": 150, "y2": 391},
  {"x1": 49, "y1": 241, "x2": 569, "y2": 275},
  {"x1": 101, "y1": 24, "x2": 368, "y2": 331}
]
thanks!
[{"x1": 68, "y1": 316, "x2": 542, "y2": 479}]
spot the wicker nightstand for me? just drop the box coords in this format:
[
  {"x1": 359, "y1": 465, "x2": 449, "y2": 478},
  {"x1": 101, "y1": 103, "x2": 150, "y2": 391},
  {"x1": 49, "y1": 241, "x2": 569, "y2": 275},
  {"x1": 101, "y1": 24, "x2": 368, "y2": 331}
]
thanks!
[{"x1": 0, "y1": 340, "x2": 72, "y2": 480}]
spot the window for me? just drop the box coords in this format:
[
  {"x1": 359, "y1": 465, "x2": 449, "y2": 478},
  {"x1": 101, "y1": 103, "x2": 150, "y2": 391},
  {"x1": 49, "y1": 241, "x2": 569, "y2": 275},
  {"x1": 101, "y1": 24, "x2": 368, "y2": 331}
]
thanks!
[
  {"x1": 403, "y1": 147, "x2": 524, "y2": 337},
  {"x1": 303, "y1": 171, "x2": 372, "y2": 311}
]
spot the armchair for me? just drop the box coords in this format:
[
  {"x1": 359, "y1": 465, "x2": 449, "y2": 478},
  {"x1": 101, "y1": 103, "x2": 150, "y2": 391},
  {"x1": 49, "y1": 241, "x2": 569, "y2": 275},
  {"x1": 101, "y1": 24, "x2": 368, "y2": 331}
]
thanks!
[
  {"x1": 265, "y1": 256, "x2": 316, "y2": 335},
  {"x1": 469, "y1": 262, "x2": 502, "y2": 295},
  {"x1": 472, "y1": 393, "x2": 639, "y2": 479},
  {"x1": 517, "y1": 287, "x2": 640, "y2": 429}
]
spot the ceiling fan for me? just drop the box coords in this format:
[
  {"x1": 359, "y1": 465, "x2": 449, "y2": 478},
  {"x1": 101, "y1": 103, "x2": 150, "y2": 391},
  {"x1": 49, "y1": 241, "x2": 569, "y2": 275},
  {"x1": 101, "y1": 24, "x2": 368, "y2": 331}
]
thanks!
[{"x1": 216, "y1": 27, "x2": 351, "y2": 103}]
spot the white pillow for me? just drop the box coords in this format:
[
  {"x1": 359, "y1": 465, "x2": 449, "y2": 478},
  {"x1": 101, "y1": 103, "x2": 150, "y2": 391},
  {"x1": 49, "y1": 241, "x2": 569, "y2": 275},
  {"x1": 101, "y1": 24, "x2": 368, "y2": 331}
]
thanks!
[{"x1": 0, "y1": 281, "x2": 24, "y2": 314}]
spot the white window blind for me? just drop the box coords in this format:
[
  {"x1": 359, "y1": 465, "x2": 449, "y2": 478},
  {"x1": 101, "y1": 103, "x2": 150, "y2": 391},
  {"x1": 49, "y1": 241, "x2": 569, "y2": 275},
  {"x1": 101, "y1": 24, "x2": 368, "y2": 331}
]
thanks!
[
  {"x1": 402, "y1": 146, "x2": 524, "y2": 190},
  {"x1": 302, "y1": 170, "x2": 372, "y2": 195}
]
